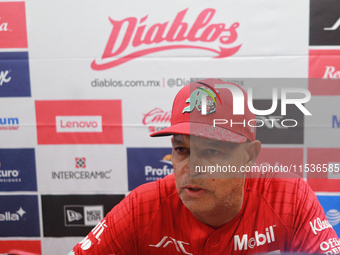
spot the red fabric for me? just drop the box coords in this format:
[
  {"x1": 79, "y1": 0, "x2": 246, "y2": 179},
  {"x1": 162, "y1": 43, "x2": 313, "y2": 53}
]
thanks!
[{"x1": 72, "y1": 174, "x2": 339, "y2": 254}]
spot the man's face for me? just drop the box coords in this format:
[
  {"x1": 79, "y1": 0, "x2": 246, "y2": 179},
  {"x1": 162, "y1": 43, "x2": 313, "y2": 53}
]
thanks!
[{"x1": 171, "y1": 134, "x2": 254, "y2": 225}]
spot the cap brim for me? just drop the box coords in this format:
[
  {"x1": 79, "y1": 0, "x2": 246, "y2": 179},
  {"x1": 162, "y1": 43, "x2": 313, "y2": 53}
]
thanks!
[{"x1": 150, "y1": 122, "x2": 247, "y2": 143}]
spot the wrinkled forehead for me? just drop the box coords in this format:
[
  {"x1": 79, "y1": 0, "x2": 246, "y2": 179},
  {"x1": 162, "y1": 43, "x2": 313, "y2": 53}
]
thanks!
[{"x1": 172, "y1": 134, "x2": 244, "y2": 150}]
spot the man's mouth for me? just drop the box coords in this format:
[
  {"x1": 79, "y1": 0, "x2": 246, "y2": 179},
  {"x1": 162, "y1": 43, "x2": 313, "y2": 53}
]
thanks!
[{"x1": 183, "y1": 185, "x2": 207, "y2": 197}]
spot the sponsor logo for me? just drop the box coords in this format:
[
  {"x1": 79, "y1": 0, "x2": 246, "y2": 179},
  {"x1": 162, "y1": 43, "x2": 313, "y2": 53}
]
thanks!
[
  {"x1": 309, "y1": 50, "x2": 340, "y2": 82},
  {"x1": 183, "y1": 85, "x2": 220, "y2": 115},
  {"x1": 144, "y1": 154, "x2": 173, "y2": 180},
  {"x1": 143, "y1": 108, "x2": 171, "y2": 133},
  {"x1": 310, "y1": 0, "x2": 340, "y2": 45},
  {"x1": 42, "y1": 194, "x2": 124, "y2": 237},
  {"x1": 0, "y1": 52, "x2": 31, "y2": 97},
  {"x1": 326, "y1": 209, "x2": 340, "y2": 227},
  {"x1": 319, "y1": 238, "x2": 340, "y2": 253},
  {"x1": 310, "y1": 217, "x2": 333, "y2": 235},
  {"x1": 127, "y1": 148, "x2": 173, "y2": 190},
  {"x1": 324, "y1": 17, "x2": 340, "y2": 31},
  {"x1": 0, "y1": 195, "x2": 40, "y2": 237},
  {"x1": 64, "y1": 205, "x2": 104, "y2": 227},
  {"x1": 76, "y1": 158, "x2": 86, "y2": 168},
  {"x1": 67, "y1": 209, "x2": 82, "y2": 222},
  {"x1": 0, "y1": 2, "x2": 27, "y2": 48},
  {"x1": 324, "y1": 66, "x2": 340, "y2": 79},
  {"x1": 52, "y1": 157, "x2": 112, "y2": 180},
  {"x1": 35, "y1": 100, "x2": 123, "y2": 144},
  {"x1": 0, "y1": 117, "x2": 19, "y2": 130},
  {"x1": 79, "y1": 219, "x2": 108, "y2": 250},
  {"x1": 0, "y1": 70, "x2": 11, "y2": 86},
  {"x1": 0, "y1": 149, "x2": 37, "y2": 191},
  {"x1": 56, "y1": 116, "x2": 102, "y2": 133},
  {"x1": 149, "y1": 236, "x2": 192, "y2": 255},
  {"x1": 234, "y1": 225, "x2": 276, "y2": 251},
  {"x1": 0, "y1": 207, "x2": 25, "y2": 222},
  {"x1": 91, "y1": 8, "x2": 241, "y2": 70}
]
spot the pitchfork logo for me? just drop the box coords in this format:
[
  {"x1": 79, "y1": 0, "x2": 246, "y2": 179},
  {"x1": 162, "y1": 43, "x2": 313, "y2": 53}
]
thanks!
[{"x1": 91, "y1": 8, "x2": 241, "y2": 70}]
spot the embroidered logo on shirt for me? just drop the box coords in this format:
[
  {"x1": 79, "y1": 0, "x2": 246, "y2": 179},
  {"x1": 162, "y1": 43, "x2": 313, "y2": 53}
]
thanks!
[{"x1": 149, "y1": 236, "x2": 192, "y2": 255}]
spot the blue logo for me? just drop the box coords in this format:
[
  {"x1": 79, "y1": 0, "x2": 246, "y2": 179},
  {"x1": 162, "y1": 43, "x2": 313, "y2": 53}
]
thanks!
[
  {"x1": 333, "y1": 115, "x2": 340, "y2": 128},
  {"x1": 0, "y1": 117, "x2": 19, "y2": 130},
  {"x1": 127, "y1": 148, "x2": 173, "y2": 190},
  {"x1": 0, "y1": 149, "x2": 37, "y2": 191},
  {"x1": 317, "y1": 195, "x2": 340, "y2": 236},
  {"x1": 0, "y1": 52, "x2": 31, "y2": 97},
  {"x1": 0, "y1": 195, "x2": 40, "y2": 237}
]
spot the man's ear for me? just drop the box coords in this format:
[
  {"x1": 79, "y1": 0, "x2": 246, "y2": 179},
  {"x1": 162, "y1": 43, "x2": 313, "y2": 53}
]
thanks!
[{"x1": 245, "y1": 140, "x2": 261, "y2": 166}]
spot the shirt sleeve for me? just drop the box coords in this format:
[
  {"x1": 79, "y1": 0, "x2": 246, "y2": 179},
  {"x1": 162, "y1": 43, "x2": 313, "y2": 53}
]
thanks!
[{"x1": 289, "y1": 178, "x2": 340, "y2": 254}]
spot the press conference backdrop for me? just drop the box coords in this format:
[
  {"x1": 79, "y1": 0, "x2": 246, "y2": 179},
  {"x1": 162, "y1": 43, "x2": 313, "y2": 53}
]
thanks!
[{"x1": 0, "y1": 0, "x2": 339, "y2": 254}]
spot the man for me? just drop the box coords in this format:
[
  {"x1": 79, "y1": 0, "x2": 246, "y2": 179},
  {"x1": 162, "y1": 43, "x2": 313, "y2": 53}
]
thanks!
[{"x1": 70, "y1": 79, "x2": 339, "y2": 254}]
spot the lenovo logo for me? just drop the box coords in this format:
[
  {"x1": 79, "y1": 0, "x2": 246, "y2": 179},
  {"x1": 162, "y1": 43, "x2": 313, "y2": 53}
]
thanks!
[
  {"x1": 35, "y1": 100, "x2": 123, "y2": 144},
  {"x1": 56, "y1": 116, "x2": 102, "y2": 133}
]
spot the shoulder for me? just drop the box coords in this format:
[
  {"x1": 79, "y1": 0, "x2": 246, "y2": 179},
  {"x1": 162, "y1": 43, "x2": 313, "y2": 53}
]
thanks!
[
  {"x1": 246, "y1": 173, "x2": 319, "y2": 231},
  {"x1": 110, "y1": 174, "x2": 178, "y2": 220},
  {"x1": 131, "y1": 173, "x2": 177, "y2": 202}
]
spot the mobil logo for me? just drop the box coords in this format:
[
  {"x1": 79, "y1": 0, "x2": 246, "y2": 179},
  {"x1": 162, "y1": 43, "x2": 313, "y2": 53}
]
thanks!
[
  {"x1": 234, "y1": 225, "x2": 276, "y2": 251},
  {"x1": 92, "y1": 8, "x2": 241, "y2": 70},
  {"x1": 35, "y1": 100, "x2": 123, "y2": 144},
  {"x1": 0, "y1": 2, "x2": 28, "y2": 48}
]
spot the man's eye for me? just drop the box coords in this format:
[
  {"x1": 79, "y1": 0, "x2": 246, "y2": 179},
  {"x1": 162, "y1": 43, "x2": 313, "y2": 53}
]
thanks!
[
  {"x1": 206, "y1": 149, "x2": 219, "y2": 156},
  {"x1": 175, "y1": 147, "x2": 188, "y2": 154}
]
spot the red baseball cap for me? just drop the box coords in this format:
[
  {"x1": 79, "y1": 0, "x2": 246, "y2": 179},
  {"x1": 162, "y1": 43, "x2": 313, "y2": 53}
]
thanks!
[{"x1": 150, "y1": 78, "x2": 256, "y2": 143}]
